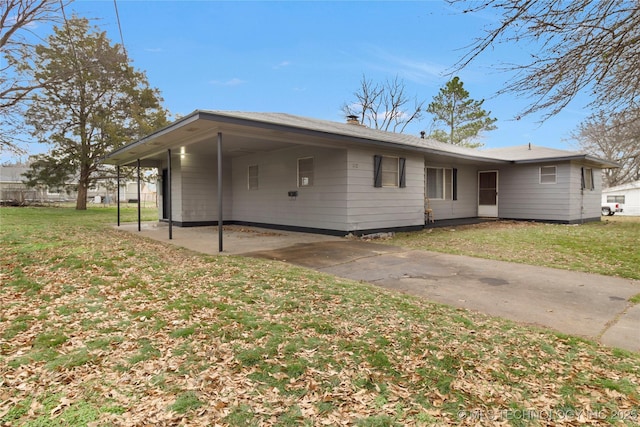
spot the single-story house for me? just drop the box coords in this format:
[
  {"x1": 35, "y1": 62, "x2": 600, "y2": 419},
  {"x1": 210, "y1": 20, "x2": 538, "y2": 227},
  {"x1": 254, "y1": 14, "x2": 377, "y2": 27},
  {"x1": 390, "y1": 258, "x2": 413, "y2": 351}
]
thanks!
[
  {"x1": 602, "y1": 180, "x2": 640, "y2": 216},
  {"x1": 104, "y1": 110, "x2": 617, "y2": 240}
]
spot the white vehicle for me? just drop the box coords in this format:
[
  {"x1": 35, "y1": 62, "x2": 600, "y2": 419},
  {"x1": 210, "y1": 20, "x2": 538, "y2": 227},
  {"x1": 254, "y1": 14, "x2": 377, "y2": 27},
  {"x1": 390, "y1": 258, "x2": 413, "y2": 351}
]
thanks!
[{"x1": 602, "y1": 195, "x2": 624, "y2": 216}]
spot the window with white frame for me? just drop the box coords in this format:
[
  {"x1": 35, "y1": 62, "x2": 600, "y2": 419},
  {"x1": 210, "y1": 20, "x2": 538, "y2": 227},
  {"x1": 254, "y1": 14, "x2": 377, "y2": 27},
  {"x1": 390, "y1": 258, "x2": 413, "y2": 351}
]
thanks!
[
  {"x1": 426, "y1": 167, "x2": 453, "y2": 199},
  {"x1": 298, "y1": 157, "x2": 314, "y2": 187},
  {"x1": 540, "y1": 166, "x2": 557, "y2": 184},
  {"x1": 581, "y1": 167, "x2": 594, "y2": 190},
  {"x1": 374, "y1": 155, "x2": 406, "y2": 188},
  {"x1": 248, "y1": 165, "x2": 258, "y2": 190},
  {"x1": 381, "y1": 156, "x2": 399, "y2": 187}
]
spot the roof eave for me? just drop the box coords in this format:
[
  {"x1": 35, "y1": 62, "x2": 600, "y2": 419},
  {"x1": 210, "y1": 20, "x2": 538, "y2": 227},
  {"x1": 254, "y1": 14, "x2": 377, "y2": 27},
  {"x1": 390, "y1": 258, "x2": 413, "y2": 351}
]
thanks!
[
  {"x1": 512, "y1": 155, "x2": 620, "y2": 168},
  {"x1": 103, "y1": 110, "x2": 203, "y2": 165}
]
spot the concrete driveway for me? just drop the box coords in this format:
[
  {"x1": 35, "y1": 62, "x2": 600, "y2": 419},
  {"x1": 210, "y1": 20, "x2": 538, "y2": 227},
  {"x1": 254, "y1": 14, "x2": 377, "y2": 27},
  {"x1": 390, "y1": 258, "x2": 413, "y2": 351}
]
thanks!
[
  {"x1": 243, "y1": 240, "x2": 640, "y2": 353},
  {"x1": 116, "y1": 223, "x2": 639, "y2": 352}
]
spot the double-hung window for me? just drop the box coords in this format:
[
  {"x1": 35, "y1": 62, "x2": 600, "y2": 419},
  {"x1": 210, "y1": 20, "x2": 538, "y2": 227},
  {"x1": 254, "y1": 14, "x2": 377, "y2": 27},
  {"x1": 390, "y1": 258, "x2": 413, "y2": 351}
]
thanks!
[
  {"x1": 426, "y1": 167, "x2": 453, "y2": 200},
  {"x1": 373, "y1": 155, "x2": 406, "y2": 188},
  {"x1": 581, "y1": 167, "x2": 594, "y2": 190},
  {"x1": 540, "y1": 166, "x2": 557, "y2": 184}
]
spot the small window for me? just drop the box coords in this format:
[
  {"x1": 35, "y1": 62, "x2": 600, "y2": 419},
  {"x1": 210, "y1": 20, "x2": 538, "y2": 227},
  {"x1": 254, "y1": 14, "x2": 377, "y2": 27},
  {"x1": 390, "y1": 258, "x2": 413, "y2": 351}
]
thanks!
[
  {"x1": 298, "y1": 157, "x2": 313, "y2": 187},
  {"x1": 374, "y1": 155, "x2": 406, "y2": 188},
  {"x1": 607, "y1": 195, "x2": 625, "y2": 204},
  {"x1": 381, "y1": 156, "x2": 399, "y2": 187},
  {"x1": 426, "y1": 167, "x2": 453, "y2": 200},
  {"x1": 540, "y1": 166, "x2": 557, "y2": 184},
  {"x1": 248, "y1": 165, "x2": 258, "y2": 190},
  {"x1": 581, "y1": 167, "x2": 594, "y2": 191}
]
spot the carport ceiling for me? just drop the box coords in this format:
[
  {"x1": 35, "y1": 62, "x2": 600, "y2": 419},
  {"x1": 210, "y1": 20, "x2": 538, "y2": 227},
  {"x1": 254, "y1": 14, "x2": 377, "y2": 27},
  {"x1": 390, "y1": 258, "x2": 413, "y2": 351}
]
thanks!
[{"x1": 106, "y1": 120, "x2": 314, "y2": 167}]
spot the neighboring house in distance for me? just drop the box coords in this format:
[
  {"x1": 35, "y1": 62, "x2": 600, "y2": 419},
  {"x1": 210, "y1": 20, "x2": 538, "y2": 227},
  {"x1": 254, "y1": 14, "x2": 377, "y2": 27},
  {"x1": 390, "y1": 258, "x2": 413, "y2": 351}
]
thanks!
[
  {"x1": 116, "y1": 181, "x2": 157, "y2": 205},
  {"x1": 0, "y1": 163, "x2": 71, "y2": 204},
  {"x1": 602, "y1": 181, "x2": 640, "y2": 216},
  {"x1": 0, "y1": 162, "x2": 156, "y2": 206},
  {"x1": 104, "y1": 110, "x2": 618, "y2": 235}
]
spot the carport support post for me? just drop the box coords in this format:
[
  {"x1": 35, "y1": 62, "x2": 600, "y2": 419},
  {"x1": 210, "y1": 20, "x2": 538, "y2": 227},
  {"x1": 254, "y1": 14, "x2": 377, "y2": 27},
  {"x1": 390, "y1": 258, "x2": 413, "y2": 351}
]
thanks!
[
  {"x1": 167, "y1": 149, "x2": 172, "y2": 240},
  {"x1": 218, "y1": 132, "x2": 223, "y2": 252},
  {"x1": 137, "y1": 159, "x2": 141, "y2": 232},
  {"x1": 116, "y1": 165, "x2": 120, "y2": 227}
]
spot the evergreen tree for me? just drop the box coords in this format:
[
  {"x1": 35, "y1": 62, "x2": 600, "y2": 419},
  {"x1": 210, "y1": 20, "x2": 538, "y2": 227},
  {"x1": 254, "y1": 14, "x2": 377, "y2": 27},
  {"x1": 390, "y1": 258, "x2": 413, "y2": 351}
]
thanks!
[{"x1": 426, "y1": 77, "x2": 497, "y2": 148}]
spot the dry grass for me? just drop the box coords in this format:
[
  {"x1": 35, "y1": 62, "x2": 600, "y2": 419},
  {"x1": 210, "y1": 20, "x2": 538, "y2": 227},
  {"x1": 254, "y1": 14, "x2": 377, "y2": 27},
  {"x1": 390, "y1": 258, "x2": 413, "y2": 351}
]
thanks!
[
  {"x1": 1, "y1": 207, "x2": 639, "y2": 426},
  {"x1": 388, "y1": 217, "x2": 640, "y2": 280}
]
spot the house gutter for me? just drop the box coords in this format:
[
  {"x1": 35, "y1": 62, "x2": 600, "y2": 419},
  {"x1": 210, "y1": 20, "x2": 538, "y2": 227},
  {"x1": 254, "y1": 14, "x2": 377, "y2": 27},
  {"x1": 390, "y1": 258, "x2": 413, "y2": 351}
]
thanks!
[{"x1": 509, "y1": 155, "x2": 620, "y2": 169}]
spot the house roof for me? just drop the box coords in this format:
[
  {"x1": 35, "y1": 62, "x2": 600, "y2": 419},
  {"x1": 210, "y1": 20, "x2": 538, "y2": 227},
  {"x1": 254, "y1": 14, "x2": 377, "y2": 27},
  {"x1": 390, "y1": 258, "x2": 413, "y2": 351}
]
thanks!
[
  {"x1": 104, "y1": 110, "x2": 618, "y2": 168},
  {"x1": 0, "y1": 164, "x2": 29, "y2": 182},
  {"x1": 602, "y1": 180, "x2": 640, "y2": 193},
  {"x1": 483, "y1": 144, "x2": 620, "y2": 168}
]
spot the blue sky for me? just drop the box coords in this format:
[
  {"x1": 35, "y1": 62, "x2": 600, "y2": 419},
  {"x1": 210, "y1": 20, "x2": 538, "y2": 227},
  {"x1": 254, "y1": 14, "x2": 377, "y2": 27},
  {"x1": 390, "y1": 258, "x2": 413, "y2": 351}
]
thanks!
[{"x1": 15, "y1": 0, "x2": 595, "y2": 159}]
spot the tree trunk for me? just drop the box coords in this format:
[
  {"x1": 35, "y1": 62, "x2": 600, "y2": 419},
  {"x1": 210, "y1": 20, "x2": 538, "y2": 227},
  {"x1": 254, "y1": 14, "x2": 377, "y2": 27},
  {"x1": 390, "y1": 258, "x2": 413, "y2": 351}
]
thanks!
[
  {"x1": 76, "y1": 164, "x2": 90, "y2": 210},
  {"x1": 76, "y1": 181, "x2": 87, "y2": 210}
]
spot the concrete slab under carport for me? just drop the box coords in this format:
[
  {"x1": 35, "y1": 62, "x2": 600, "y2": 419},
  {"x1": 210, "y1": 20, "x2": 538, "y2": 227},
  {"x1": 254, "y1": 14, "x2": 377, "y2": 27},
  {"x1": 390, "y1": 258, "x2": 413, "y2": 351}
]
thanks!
[{"x1": 114, "y1": 222, "x2": 343, "y2": 255}]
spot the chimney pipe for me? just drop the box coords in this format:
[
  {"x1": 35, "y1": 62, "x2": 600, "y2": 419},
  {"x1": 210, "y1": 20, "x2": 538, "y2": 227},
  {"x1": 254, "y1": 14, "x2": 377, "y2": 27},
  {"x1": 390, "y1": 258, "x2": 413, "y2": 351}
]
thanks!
[{"x1": 346, "y1": 115, "x2": 360, "y2": 125}]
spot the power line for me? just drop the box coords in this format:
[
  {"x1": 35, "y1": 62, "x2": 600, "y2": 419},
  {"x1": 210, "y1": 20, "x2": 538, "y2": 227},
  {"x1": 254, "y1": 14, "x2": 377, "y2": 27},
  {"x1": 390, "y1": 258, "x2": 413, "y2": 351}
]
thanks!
[
  {"x1": 113, "y1": 0, "x2": 127, "y2": 56},
  {"x1": 58, "y1": 0, "x2": 80, "y2": 71}
]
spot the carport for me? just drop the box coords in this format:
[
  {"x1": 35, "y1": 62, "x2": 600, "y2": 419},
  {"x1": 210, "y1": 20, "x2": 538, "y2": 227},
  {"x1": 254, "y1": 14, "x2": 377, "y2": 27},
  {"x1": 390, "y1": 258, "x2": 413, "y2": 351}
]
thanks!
[{"x1": 104, "y1": 111, "x2": 337, "y2": 252}]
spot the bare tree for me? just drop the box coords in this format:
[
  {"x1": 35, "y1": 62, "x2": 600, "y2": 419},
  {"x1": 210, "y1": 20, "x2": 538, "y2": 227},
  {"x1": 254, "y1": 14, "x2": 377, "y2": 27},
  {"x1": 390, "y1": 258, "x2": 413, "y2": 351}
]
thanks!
[
  {"x1": 1, "y1": 0, "x2": 68, "y2": 153},
  {"x1": 451, "y1": 0, "x2": 640, "y2": 121},
  {"x1": 342, "y1": 75, "x2": 426, "y2": 133},
  {"x1": 572, "y1": 111, "x2": 640, "y2": 187}
]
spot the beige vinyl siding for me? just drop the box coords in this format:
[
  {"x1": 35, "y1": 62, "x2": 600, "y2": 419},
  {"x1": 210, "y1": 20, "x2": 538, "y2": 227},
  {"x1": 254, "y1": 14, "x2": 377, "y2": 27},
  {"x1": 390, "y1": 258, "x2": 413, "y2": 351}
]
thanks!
[
  {"x1": 497, "y1": 163, "x2": 571, "y2": 221},
  {"x1": 346, "y1": 149, "x2": 423, "y2": 232},
  {"x1": 160, "y1": 153, "x2": 233, "y2": 224},
  {"x1": 568, "y1": 162, "x2": 602, "y2": 221},
  {"x1": 231, "y1": 146, "x2": 348, "y2": 231},
  {"x1": 425, "y1": 162, "x2": 478, "y2": 220}
]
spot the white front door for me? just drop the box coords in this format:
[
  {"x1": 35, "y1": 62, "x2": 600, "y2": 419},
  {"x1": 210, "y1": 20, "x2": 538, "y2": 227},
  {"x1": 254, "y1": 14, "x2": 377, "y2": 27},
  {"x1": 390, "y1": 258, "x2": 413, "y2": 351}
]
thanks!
[{"x1": 478, "y1": 171, "x2": 498, "y2": 217}]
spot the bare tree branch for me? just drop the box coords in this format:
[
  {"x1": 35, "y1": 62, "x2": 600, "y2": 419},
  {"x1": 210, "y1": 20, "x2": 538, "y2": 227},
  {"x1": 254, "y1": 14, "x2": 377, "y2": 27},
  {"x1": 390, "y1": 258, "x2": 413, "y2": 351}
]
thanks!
[
  {"x1": 450, "y1": 0, "x2": 640, "y2": 121},
  {"x1": 572, "y1": 110, "x2": 640, "y2": 186},
  {"x1": 342, "y1": 75, "x2": 425, "y2": 133},
  {"x1": 0, "y1": 0, "x2": 69, "y2": 153}
]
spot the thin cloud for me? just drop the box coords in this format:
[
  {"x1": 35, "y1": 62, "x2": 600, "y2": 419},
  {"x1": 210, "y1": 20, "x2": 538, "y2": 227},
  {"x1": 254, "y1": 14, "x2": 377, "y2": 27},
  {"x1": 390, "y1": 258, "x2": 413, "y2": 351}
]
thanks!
[
  {"x1": 365, "y1": 46, "x2": 447, "y2": 85},
  {"x1": 273, "y1": 60, "x2": 291, "y2": 69},
  {"x1": 208, "y1": 78, "x2": 246, "y2": 86}
]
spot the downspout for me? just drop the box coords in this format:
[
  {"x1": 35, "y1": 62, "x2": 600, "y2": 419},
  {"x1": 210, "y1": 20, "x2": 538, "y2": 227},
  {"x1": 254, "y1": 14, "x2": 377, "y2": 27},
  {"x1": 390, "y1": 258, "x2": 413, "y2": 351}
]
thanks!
[
  {"x1": 137, "y1": 159, "x2": 141, "y2": 232},
  {"x1": 168, "y1": 149, "x2": 172, "y2": 240},
  {"x1": 117, "y1": 165, "x2": 120, "y2": 226},
  {"x1": 218, "y1": 132, "x2": 223, "y2": 252}
]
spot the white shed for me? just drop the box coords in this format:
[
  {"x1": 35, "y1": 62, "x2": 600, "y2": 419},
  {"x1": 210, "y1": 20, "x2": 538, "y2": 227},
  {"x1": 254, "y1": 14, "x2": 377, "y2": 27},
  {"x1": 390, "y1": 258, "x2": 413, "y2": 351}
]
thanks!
[{"x1": 602, "y1": 181, "x2": 640, "y2": 216}]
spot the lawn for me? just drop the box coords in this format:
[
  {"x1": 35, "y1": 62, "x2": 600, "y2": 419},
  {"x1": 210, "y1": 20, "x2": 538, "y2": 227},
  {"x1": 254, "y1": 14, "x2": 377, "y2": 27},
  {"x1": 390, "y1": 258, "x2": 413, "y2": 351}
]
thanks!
[
  {"x1": 388, "y1": 216, "x2": 640, "y2": 280},
  {"x1": 1, "y1": 207, "x2": 639, "y2": 426}
]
